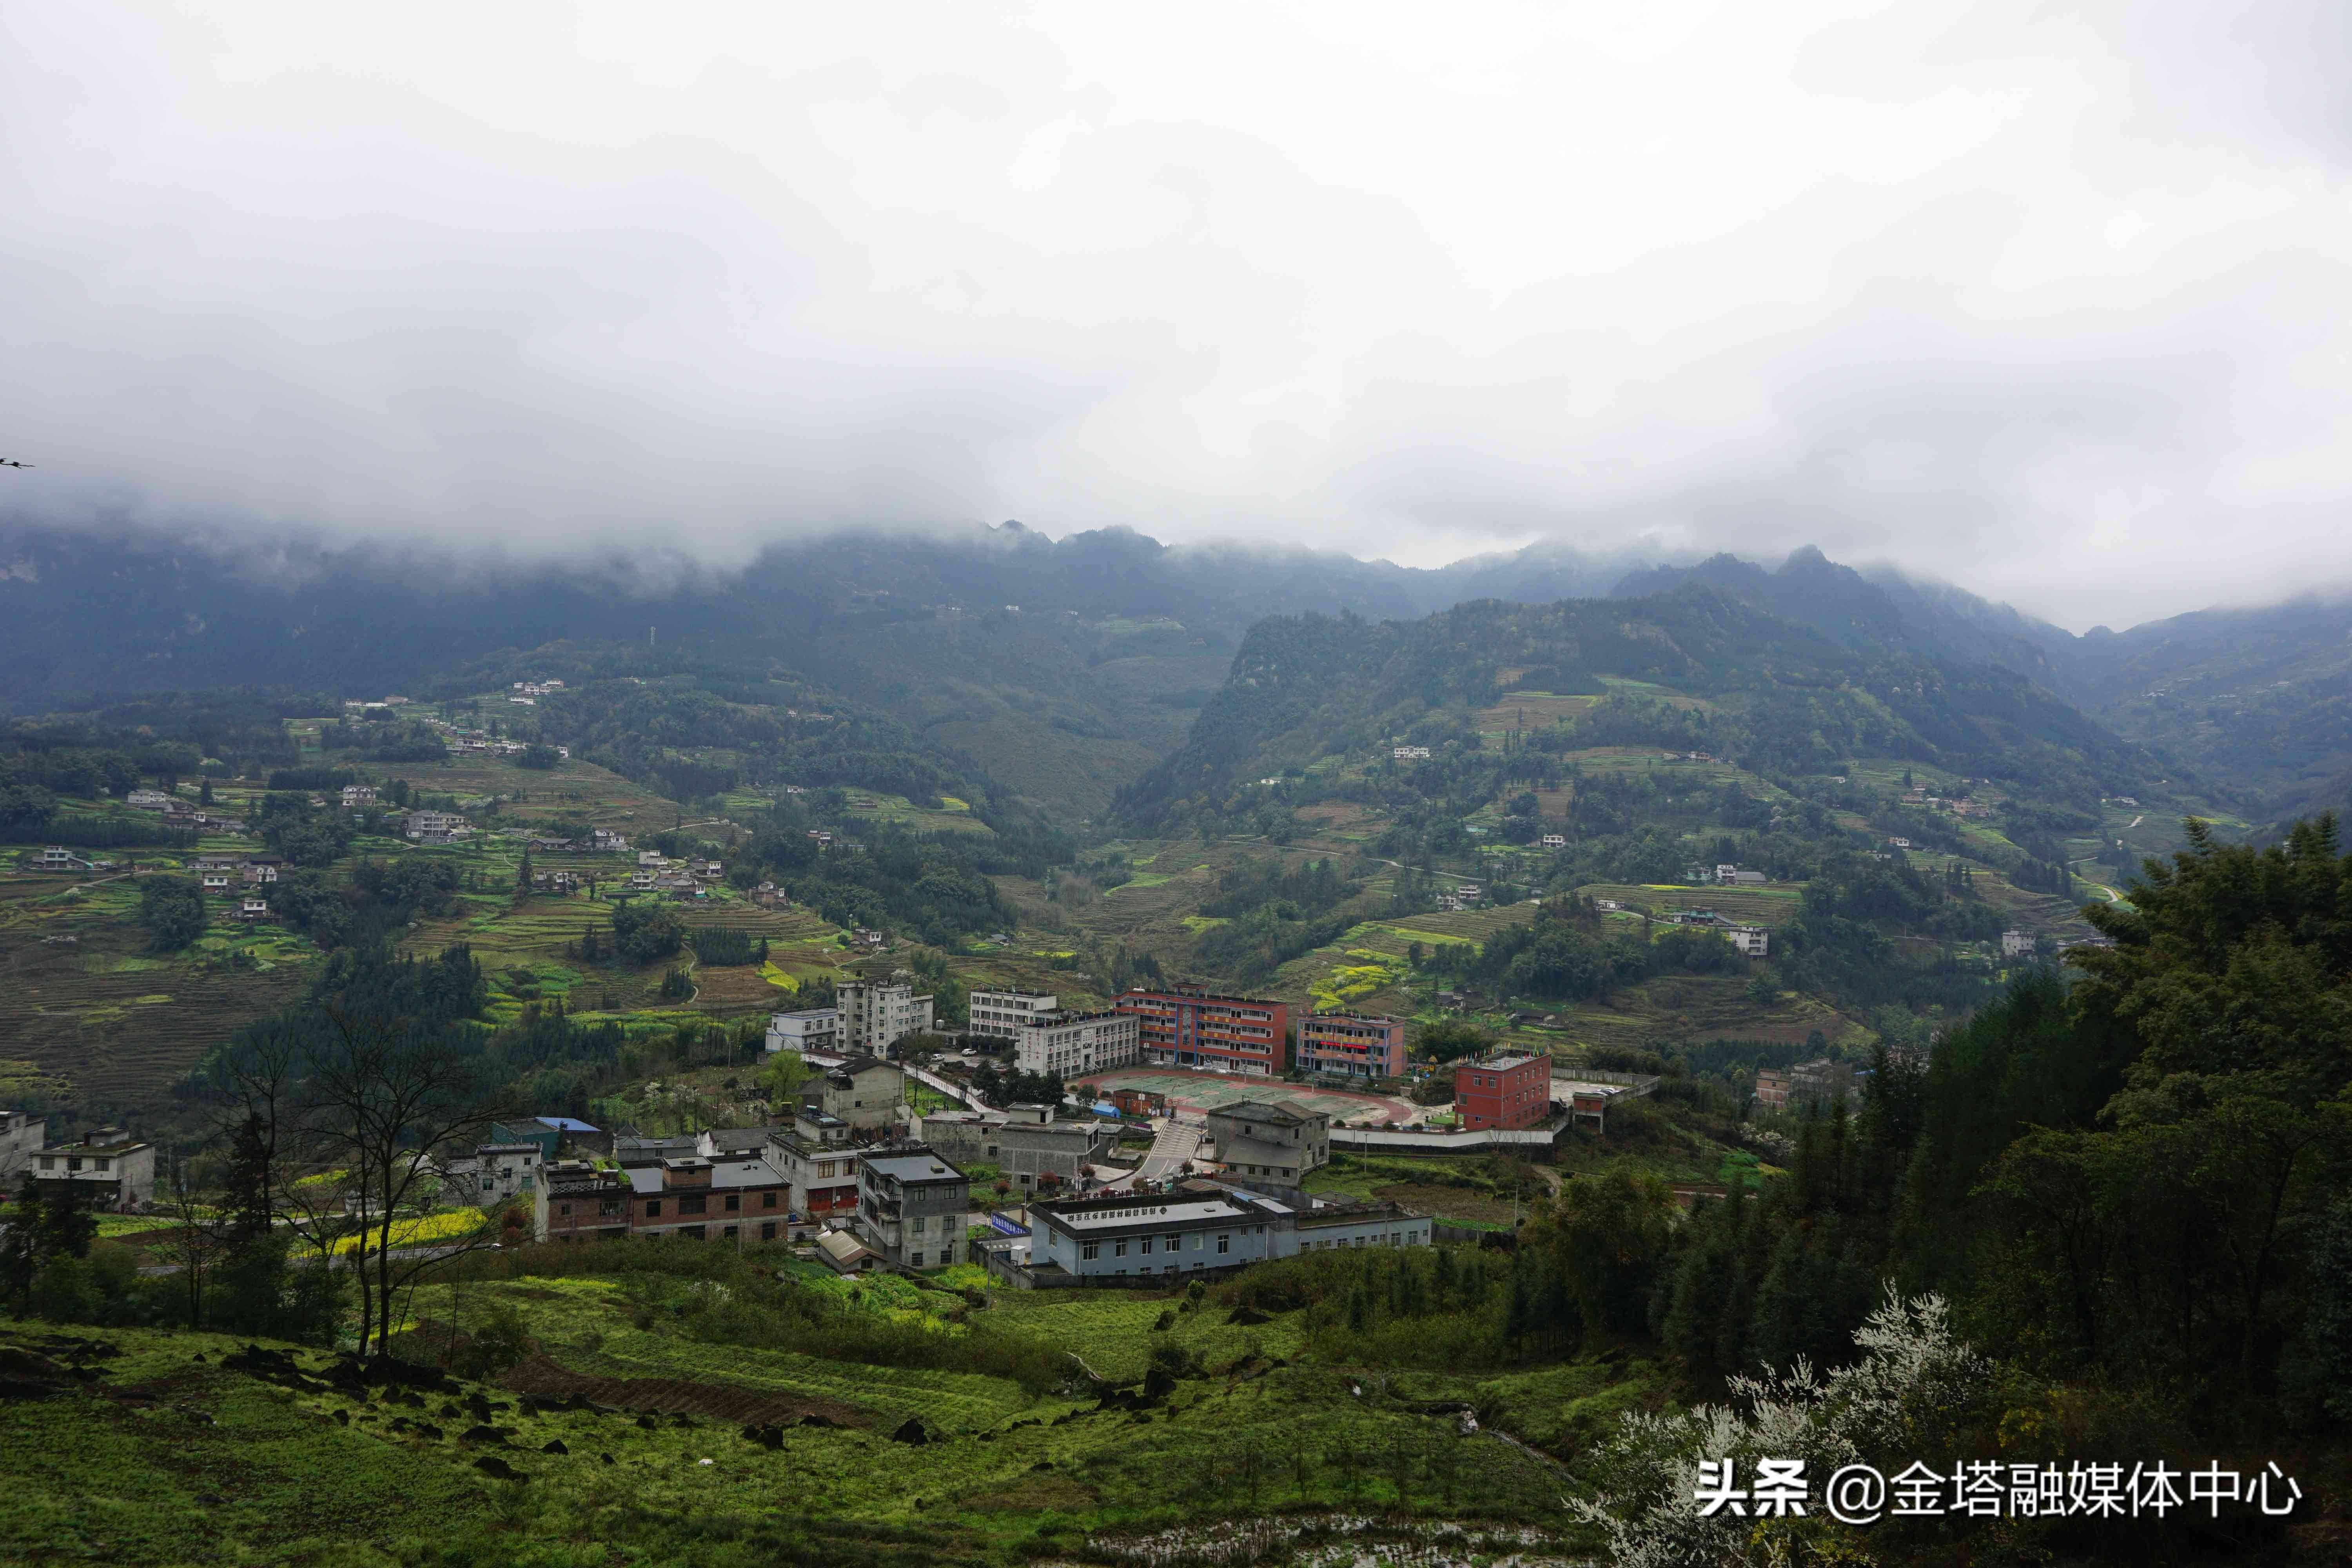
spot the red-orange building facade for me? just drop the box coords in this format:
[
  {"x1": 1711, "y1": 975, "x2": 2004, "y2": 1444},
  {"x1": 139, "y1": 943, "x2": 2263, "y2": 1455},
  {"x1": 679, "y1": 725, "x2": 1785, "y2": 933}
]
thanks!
[
  {"x1": 1114, "y1": 986, "x2": 1289, "y2": 1076},
  {"x1": 1454, "y1": 1053, "x2": 1551, "y2": 1131}
]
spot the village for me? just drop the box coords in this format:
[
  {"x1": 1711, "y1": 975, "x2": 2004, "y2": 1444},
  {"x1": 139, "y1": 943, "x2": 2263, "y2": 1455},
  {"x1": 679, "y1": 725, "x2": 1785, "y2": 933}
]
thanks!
[{"x1": 0, "y1": 962, "x2": 1727, "y2": 1294}]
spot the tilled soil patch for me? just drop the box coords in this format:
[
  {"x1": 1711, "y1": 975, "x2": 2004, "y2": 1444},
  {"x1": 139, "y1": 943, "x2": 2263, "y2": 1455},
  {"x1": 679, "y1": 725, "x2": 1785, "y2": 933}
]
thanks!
[{"x1": 498, "y1": 1355, "x2": 869, "y2": 1428}]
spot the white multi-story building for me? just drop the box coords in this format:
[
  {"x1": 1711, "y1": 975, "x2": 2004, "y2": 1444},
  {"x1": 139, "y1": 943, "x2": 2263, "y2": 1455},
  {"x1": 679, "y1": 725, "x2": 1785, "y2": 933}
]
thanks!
[
  {"x1": 2001, "y1": 929, "x2": 2035, "y2": 959},
  {"x1": 0, "y1": 1110, "x2": 44, "y2": 1178},
  {"x1": 1014, "y1": 1010, "x2": 1141, "y2": 1077},
  {"x1": 1002, "y1": 1190, "x2": 1432, "y2": 1287},
  {"x1": 1726, "y1": 926, "x2": 1770, "y2": 957},
  {"x1": 967, "y1": 989, "x2": 1059, "y2": 1041},
  {"x1": 837, "y1": 972, "x2": 935, "y2": 1054},
  {"x1": 28, "y1": 1129, "x2": 156, "y2": 1212},
  {"x1": 765, "y1": 1008, "x2": 840, "y2": 1056}
]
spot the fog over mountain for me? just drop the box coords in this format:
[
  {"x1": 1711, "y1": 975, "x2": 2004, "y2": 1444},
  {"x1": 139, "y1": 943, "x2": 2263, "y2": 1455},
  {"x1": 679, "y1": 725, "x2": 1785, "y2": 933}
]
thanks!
[{"x1": 7, "y1": 4, "x2": 2352, "y2": 630}]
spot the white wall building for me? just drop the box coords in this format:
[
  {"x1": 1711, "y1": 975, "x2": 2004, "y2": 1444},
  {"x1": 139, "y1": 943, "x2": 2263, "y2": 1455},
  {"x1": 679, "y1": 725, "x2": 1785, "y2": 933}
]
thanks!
[
  {"x1": 1014, "y1": 1010, "x2": 1141, "y2": 1077},
  {"x1": 967, "y1": 989, "x2": 1060, "y2": 1041},
  {"x1": 765, "y1": 1008, "x2": 840, "y2": 1055},
  {"x1": 0, "y1": 1110, "x2": 45, "y2": 1178},
  {"x1": 837, "y1": 972, "x2": 935, "y2": 1054},
  {"x1": 1726, "y1": 926, "x2": 1770, "y2": 957}
]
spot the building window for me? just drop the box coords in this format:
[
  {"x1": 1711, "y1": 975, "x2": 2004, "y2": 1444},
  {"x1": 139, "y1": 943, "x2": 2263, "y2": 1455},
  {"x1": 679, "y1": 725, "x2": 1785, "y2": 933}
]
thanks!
[
  {"x1": 681, "y1": 1225, "x2": 706, "y2": 1241},
  {"x1": 679, "y1": 1194, "x2": 707, "y2": 1215},
  {"x1": 1138, "y1": 1235, "x2": 1154, "y2": 1255},
  {"x1": 911, "y1": 1216, "x2": 926, "y2": 1234},
  {"x1": 560, "y1": 1203, "x2": 572, "y2": 1216},
  {"x1": 645, "y1": 1199, "x2": 661, "y2": 1218},
  {"x1": 1113, "y1": 1239, "x2": 1128, "y2": 1258},
  {"x1": 762, "y1": 1191, "x2": 777, "y2": 1208},
  {"x1": 1216, "y1": 1233, "x2": 1230, "y2": 1254},
  {"x1": 723, "y1": 1225, "x2": 739, "y2": 1238},
  {"x1": 911, "y1": 1252, "x2": 925, "y2": 1268},
  {"x1": 760, "y1": 1221, "x2": 777, "y2": 1241},
  {"x1": 1188, "y1": 1233, "x2": 1201, "y2": 1250}
]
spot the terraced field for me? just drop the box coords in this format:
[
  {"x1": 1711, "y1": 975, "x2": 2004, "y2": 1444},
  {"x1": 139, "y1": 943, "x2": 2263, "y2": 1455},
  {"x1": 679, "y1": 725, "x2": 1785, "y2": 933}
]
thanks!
[
  {"x1": 1472, "y1": 691, "x2": 1601, "y2": 733},
  {"x1": 401, "y1": 890, "x2": 848, "y2": 1020},
  {"x1": 1571, "y1": 882, "x2": 1805, "y2": 926},
  {"x1": 0, "y1": 871, "x2": 309, "y2": 1116}
]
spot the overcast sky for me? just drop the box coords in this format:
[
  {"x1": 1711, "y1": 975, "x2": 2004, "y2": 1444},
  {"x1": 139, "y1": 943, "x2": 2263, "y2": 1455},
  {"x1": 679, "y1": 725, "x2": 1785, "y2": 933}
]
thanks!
[{"x1": 3, "y1": 3, "x2": 2350, "y2": 630}]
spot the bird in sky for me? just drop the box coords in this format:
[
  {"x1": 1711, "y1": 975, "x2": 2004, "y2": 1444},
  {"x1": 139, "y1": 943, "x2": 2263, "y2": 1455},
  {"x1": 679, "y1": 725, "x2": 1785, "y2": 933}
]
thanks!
[{"x1": 0, "y1": 459, "x2": 32, "y2": 468}]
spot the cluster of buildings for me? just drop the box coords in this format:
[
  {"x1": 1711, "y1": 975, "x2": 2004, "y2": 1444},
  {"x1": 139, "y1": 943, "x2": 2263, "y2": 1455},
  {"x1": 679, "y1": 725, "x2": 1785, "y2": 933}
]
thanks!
[
  {"x1": 764, "y1": 972, "x2": 939, "y2": 1060},
  {"x1": 964, "y1": 987, "x2": 1412, "y2": 1085},
  {"x1": 1660, "y1": 908, "x2": 1771, "y2": 957},
  {"x1": 2, "y1": 1113, "x2": 157, "y2": 1212},
  {"x1": 1754, "y1": 1057, "x2": 1857, "y2": 1112},
  {"x1": 1900, "y1": 786, "x2": 1993, "y2": 820},
  {"x1": 625, "y1": 850, "x2": 728, "y2": 899},
  {"x1": 123, "y1": 788, "x2": 246, "y2": 835},
  {"x1": 524, "y1": 827, "x2": 633, "y2": 854}
]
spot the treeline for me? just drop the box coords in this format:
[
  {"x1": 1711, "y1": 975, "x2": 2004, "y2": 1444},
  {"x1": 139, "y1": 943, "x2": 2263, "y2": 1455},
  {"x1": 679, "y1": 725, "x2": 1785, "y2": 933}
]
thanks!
[
  {"x1": 314, "y1": 717, "x2": 448, "y2": 762},
  {"x1": 1423, "y1": 899, "x2": 1748, "y2": 1002},
  {"x1": 688, "y1": 927, "x2": 768, "y2": 966},
  {"x1": 1188, "y1": 855, "x2": 1367, "y2": 984},
  {"x1": 1493, "y1": 816, "x2": 2352, "y2": 1458}
]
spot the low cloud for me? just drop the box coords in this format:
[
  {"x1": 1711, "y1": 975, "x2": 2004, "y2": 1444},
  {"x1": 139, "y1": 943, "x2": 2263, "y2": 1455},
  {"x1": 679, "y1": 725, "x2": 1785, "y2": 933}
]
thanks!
[{"x1": 1, "y1": 3, "x2": 2348, "y2": 629}]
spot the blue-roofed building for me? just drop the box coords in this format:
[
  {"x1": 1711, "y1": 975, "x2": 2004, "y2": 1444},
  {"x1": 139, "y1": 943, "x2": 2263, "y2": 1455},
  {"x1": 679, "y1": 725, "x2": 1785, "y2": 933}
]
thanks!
[{"x1": 493, "y1": 1117, "x2": 610, "y2": 1160}]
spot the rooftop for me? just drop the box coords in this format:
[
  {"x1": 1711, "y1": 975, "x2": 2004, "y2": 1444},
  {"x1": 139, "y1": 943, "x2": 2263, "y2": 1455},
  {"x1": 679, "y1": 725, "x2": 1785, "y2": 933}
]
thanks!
[
  {"x1": 861, "y1": 1151, "x2": 965, "y2": 1185},
  {"x1": 1470, "y1": 1053, "x2": 1544, "y2": 1073},
  {"x1": 1035, "y1": 1193, "x2": 1284, "y2": 1232},
  {"x1": 1211, "y1": 1100, "x2": 1321, "y2": 1127}
]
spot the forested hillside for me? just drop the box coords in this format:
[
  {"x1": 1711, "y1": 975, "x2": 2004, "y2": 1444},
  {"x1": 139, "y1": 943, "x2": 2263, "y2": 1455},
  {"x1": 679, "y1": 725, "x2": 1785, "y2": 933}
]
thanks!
[{"x1": 1120, "y1": 585, "x2": 2157, "y2": 831}]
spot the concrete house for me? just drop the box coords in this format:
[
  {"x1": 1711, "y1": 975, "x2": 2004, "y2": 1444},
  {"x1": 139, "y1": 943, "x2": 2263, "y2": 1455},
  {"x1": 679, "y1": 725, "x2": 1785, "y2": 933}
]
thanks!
[
  {"x1": 997, "y1": 1118, "x2": 1118, "y2": 1192},
  {"x1": 1206, "y1": 1101, "x2": 1331, "y2": 1184},
  {"x1": 29, "y1": 1128, "x2": 156, "y2": 1212},
  {"x1": 808, "y1": 1056, "x2": 906, "y2": 1131},
  {"x1": 765, "y1": 1007, "x2": 841, "y2": 1055},
  {"x1": 0, "y1": 1110, "x2": 45, "y2": 1178},
  {"x1": 837, "y1": 971, "x2": 935, "y2": 1053},
  {"x1": 855, "y1": 1145, "x2": 970, "y2": 1270},
  {"x1": 768, "y1": 1109, "x2": 860, "y2": 1225}
]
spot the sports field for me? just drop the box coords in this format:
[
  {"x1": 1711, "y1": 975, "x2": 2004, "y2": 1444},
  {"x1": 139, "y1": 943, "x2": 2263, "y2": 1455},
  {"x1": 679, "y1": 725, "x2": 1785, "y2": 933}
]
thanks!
[{"x1": 1075, "y1": 1067, "x2": 1418, "y2": 1125}]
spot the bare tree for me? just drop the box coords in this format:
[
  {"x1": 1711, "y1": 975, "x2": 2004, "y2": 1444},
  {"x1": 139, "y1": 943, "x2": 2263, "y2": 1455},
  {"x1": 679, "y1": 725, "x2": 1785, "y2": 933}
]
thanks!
[
  {"x1": 154, "y1": 1144, "x2": 231, "y2": 1330},
  {"x1": 298, "y1": 1009, "x2": 516, "y2": 1357}
]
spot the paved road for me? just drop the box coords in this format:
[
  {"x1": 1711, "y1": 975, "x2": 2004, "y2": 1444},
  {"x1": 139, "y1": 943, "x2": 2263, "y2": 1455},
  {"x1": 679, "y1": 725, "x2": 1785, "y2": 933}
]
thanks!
[{"x1": 1137, "y1": 1119, "x2": 1201, "y2": 1182}]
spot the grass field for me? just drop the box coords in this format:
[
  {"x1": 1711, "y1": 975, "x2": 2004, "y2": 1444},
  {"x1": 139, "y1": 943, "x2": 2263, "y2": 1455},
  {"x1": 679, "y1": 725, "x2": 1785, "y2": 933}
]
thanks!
[{"x1": 0, "y1": 1255, "x2": 1611, "y2": 1566}]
